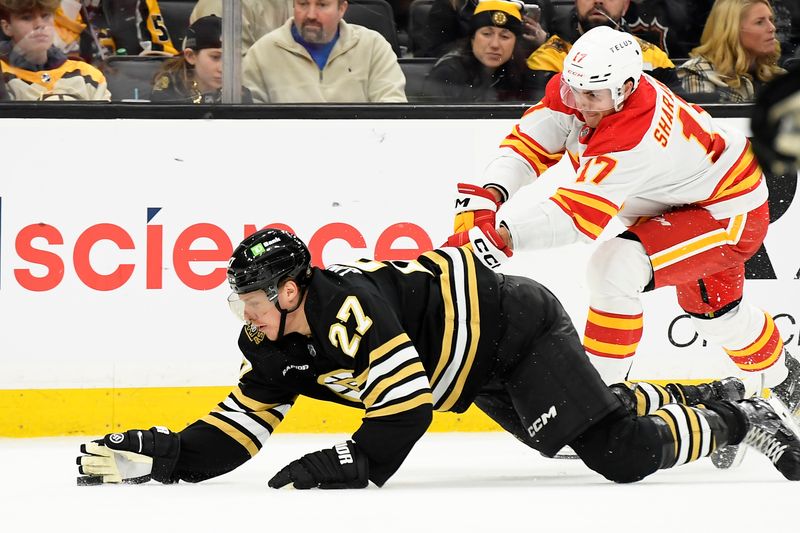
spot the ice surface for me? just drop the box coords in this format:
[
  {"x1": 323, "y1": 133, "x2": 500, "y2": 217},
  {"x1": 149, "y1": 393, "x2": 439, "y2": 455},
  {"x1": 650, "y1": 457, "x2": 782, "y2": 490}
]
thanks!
[{"x1": 2, "y1": 433, "x2": 797, "y2": 532}]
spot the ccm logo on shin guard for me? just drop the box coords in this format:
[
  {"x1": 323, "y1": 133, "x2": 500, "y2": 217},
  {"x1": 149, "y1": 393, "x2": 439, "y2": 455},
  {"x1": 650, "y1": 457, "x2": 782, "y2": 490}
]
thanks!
[
  {"x1": 527, "y1": 405, "x2": 557, "y2": 437},
  {"x1": 335, "y1": 443, "x2": 354, "y2": 465}
]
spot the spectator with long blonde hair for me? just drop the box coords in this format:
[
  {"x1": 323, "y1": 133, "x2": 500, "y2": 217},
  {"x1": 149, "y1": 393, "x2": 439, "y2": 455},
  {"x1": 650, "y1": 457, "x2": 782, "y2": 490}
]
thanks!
[{"x1": 677, "y1": 0, "x2": 785, "y2": 103}]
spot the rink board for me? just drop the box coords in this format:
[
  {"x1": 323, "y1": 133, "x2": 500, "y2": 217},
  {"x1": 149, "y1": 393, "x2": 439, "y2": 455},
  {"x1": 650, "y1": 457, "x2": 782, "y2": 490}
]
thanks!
[{"x1": 1, "y1": 117, "x2": 798, "y2": 436}]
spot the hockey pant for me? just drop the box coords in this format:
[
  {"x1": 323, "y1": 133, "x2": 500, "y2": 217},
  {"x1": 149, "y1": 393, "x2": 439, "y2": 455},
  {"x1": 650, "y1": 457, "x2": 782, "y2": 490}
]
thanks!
[
  {"x1": 583, "y1": 201, "x2": 786, "y2": 386},
  {"x1": 473, "y1": 275, "x2": 734, "y2": 482}
]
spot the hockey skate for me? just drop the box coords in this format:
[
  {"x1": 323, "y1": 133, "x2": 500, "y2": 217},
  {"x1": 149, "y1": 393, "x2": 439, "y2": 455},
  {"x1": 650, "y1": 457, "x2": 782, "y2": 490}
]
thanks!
[
  {"x1": 669, "y1": 376, "x2": 746, "y2": 406},
  {"x1": 736, "y1": 396, "x2": 800, "y2": 480},
  {"x1": 715, "y1": 351, "x2": 800, "y2": 469},
  {"x1": 701, "y1": 377, "x2": 749, "y2": 469},
  {"x1": 770, "y1": 350, "x2": 800, "y2": 416}
]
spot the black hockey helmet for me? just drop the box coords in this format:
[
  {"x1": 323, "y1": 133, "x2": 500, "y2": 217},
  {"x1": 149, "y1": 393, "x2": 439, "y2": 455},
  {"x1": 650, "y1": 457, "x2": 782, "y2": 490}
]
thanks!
[{"x1": 227, "y1": 228, "x2": 312, "y2": 301}]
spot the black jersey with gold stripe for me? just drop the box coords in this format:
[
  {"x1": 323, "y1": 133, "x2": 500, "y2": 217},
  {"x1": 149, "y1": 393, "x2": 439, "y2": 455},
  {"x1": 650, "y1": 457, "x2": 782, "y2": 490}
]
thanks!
[
  {"x1": 172, "y1": 246, "x2": 504, "y2": 486},
  {"x1": 526, "y1": 34, "x2": 677, "y2": 89}
]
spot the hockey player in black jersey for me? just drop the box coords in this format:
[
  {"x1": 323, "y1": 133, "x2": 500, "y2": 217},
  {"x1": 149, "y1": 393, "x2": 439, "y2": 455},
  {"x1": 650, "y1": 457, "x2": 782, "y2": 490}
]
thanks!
[{"x1": 77, "y1": 228, "x2": 800, "y2": 488}]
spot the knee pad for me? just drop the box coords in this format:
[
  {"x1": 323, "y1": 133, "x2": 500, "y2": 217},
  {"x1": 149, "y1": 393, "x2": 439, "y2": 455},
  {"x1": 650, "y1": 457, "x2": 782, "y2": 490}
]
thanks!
[
  {"x1": 587, "y1": 238, "x2": 653, "y2": 305},
  {"x1": 571, "y1": 407, "x2": 662, "y2": 483}
]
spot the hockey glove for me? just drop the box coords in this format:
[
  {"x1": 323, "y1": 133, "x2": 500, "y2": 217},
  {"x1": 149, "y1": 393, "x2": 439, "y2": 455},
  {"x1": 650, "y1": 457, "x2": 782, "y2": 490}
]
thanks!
[
  {"x1": 76, "y1": 426, "x2": 180, "y2": 485},
  {"x1": 444, "y1": 224, "x2": 512, "y2": 269},
  {"x1": 268, "y1": 440, "x2": 369, "y2": 489},
  {"x1": 453, "y1": 183, "x2": 501, "y2": 234}
]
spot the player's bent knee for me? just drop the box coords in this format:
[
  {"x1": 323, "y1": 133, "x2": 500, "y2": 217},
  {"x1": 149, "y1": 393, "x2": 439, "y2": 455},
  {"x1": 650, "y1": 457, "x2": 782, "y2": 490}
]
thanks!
[
  {"x1": 586, "y1": 238, "x2": 652, "y2": 298},
  {"x1": 571, "y1": 407, "x2": 663, "y2": 483}
]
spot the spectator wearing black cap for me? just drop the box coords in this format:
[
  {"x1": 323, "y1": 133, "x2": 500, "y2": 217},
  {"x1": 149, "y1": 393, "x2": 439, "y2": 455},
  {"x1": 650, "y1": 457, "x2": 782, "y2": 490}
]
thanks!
[
  {"x1": 416, "y1": 0, "x2": 550, "y2": 58},
  {"x1": 421, "y1": 0, "x2": 536, "y2": 101},
  {"x1": 150, "y1": 15, "x2": 252, "y2": 103}
]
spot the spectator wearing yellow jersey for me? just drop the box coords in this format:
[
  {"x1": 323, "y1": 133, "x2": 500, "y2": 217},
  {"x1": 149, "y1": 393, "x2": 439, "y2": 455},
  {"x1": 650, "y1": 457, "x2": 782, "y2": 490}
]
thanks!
[
  {"x1": 0, "y1": 0, "x2": 110, "y2": 100},
  {"x1": 525, "y1": 0, "x2": 676, "y2": 94}
]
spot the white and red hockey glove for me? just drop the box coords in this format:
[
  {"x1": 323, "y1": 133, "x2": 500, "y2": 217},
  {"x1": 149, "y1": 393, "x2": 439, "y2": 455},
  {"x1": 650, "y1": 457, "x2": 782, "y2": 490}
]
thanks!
[
  {"x1": 269, "y1": 440, "x2": 369, "y2": 489},
  {"x1": 444, "y1": 224, "x2": 513, "y2": 269},
  {"x1": 453, "y1": 183, "x2": 501, "y2": 234}
]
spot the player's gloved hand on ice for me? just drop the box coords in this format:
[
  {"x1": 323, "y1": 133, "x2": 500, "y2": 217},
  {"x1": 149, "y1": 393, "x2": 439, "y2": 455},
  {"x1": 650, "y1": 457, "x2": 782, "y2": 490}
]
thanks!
[
  {"x1": 453, "y1": 183, "x2": 501, "y2": 234},
  {"x1": 268, "y1": 440, "x2": 369, "y2": 489},
  {"x1": 76, "y1": 426, "x2": 180, "y2": 485},
  {"x1": 444, "y1": 224, "x2": 512, "y2": 269}
]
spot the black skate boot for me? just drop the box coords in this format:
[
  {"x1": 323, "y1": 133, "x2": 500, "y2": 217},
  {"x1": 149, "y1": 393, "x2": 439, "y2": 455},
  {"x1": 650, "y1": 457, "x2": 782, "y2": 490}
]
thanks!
[
  {"x1": 695, "y1": 378, "x2": 750, "y2": 469},
  {"x1": 770, "y1": 350, "x2": 800, "y2": 415},
  {"x1": 736, "y1": 397, "x2": 800, "y2": 480},
  {"x1": 667, "y1": 377, "x2": 746, "y2": 405}
]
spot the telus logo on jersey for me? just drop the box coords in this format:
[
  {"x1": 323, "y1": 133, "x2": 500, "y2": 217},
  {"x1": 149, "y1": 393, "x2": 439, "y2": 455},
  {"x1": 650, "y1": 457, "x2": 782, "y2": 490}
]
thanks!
[
  {"x1": 527, "y1": 405, "x2": 557, "y2": 437},
  {"x1": 7, "y1": 207, "x2": 433, "y2": 292}
]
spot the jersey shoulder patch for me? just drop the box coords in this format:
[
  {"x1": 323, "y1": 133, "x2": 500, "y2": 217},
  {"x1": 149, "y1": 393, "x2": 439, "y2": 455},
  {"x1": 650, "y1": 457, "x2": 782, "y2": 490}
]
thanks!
[{"x1": 243, "y1": 325, "x2": 266, "y2": 345}]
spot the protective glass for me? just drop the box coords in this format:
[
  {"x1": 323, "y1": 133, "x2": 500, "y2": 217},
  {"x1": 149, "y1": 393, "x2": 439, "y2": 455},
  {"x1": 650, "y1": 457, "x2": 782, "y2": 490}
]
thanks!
[
  {"x1": 559, "y1": 77, "x2": 615, "y2": 112},
  {"x1": 227, "y1": 290, "x2": 275, "y2": 323}
]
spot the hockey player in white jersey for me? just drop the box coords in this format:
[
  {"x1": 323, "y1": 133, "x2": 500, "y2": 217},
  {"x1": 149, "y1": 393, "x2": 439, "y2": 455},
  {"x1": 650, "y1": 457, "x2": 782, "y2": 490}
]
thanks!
[{"x1": 446, "y1": 26, "x2": 800, "y2": 449}]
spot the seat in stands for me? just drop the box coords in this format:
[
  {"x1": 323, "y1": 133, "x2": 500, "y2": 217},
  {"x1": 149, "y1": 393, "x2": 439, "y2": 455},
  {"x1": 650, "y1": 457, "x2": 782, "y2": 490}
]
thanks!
[
  {"x1": 158, "y1": 0, "x2": 197, "y2": 49},
  {"x1": 344, "y1": 0, "x2": 401, "y2": 57},
  {"x1": 407, "y1": 0, "x2": 434, "y2": 57},
  {"x1": 103, "y1": 56, "x2": 167, "y2": 101},
  {"x1": 399, "y1": 57, "x2": 436, "y2": 102}
]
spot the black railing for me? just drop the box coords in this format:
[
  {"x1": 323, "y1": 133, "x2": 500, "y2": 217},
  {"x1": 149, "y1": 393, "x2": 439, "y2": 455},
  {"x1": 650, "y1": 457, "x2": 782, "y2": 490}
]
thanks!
[{"x1": 0, "y1": 102, "x2": 755, "y2": 120}]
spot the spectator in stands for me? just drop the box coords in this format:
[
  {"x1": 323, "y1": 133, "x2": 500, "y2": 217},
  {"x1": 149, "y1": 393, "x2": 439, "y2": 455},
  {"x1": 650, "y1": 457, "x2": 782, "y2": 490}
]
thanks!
[
  {"x1": 416, "y1": 0, "x2": 549, "y2": 58},
  {"x1": 0, "y1": 0, "x2": 110, "y2": 100},
  {"x1": 677, "y1": 0, "x2": 786, "y2": 104},
  {"x1": 190, "y1": 0, "x2": 293, "y2": 56},
  {"x1": 526, "y1": 0, "x2": 676, "y2": 92},
  {"x1": 623, "y1": 0, "x2": 715, "y2": 59},
  {"x1": 53, "y1": 0, "x2": 178, "y2": 62},
  {"x1": 242, "y1": 0, "x2": 407, "y2": 103},
  {"x1": 151, "y1": 15, "x2": 253, "y2": 103},
  {"x1": 422, "y1": 0, "x2": 535, "y2": 101}
]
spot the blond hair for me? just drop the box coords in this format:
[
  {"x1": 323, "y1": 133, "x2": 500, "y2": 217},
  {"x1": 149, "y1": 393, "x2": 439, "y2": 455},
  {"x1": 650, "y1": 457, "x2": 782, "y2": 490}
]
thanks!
[
  {"x1": 0, "y1": 0, "x2": 60, "y2": 20},
  {"x1": 691, "y1": 0, "x2": 784, "y2": 88}
]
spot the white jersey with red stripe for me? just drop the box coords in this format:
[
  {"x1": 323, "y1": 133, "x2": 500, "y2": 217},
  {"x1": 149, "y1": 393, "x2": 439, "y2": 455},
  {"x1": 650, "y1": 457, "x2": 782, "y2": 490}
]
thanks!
[{"x1": 484, "y1": 73, "x2": 768, "y2": 250}]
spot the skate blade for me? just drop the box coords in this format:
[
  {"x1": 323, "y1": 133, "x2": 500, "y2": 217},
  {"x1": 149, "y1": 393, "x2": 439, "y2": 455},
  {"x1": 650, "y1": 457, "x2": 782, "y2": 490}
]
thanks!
[
  {"x1": 540, "y1": 445, "x2": 579, "y2": 460},
  {"x1": 766, "y1": 396, "x2": 800, "y2": 439},
  {"x1": 711, "y1": 444, "x2": 747, "y2": 469}
]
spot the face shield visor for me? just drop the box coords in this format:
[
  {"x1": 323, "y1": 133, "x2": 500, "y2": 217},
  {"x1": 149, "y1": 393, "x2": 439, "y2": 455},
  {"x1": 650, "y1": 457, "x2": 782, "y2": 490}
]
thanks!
[
  {"x1": 227, "y1": 289, "x2": 276, "y2": 324},
  {"x1": 559, "y1": 77, "x2": 616, "y2": 113}
]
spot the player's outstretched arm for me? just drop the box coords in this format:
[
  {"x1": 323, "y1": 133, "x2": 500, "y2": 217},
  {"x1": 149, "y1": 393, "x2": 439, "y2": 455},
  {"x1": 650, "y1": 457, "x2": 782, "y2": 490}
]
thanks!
[{"x1": 76, "y1": 427, "x2": 180, "y2": 485}]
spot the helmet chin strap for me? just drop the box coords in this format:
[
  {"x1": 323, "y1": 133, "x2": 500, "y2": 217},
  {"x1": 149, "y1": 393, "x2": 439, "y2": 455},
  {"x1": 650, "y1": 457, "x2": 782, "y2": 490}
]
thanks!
[{"x1": 273, "y1": 286, "x2": 307, "y2": 339}]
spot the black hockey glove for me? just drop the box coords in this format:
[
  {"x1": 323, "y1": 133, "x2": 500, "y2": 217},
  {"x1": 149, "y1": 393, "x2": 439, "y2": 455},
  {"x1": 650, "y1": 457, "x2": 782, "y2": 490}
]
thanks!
[
  {"x1": 76, "y1": 427, "x2": 180, "y2": 485},
  {"x1": 268, "y1": 440, "x2": 369, "y2": 489}
]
